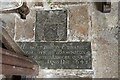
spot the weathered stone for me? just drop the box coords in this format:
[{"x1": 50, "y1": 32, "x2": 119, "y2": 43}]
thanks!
[
  {"x1": 36, "y1": 10, "x2": 67, "y2": 41},
  {"x1": 37, "y1": 69, "x2": 93, "y2": 78},
  {"x1": 91, "y1": 2, "x2": 118, "y2": 78},
  {"x1": 118, "y1": 2, "x2": 120, "y2": 79},
  {"x1": 34, "y1": 2, "x2": 43, "y2": 6},
  {"x1": 51, "y1": 2, "x2": 84, "y2": 6},
  {"x1": 14, "y1": 9, "x2": 36, "y2": 42},
  {"x1": 0, "y1": 14, "x2": 15, "y2": 38},
  {"x1": 68, "y1": 5, "x2": 90, "y2": 41},
  {"x1": 17, "y1": 42, "x2": 92, "y2": 69}
]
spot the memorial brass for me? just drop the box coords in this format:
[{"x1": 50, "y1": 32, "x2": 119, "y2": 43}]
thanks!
[
  {"x1": 18, "y1": 42, "x2": 92, "y2": 69},
  {"x1": 36, "y1": 10, "x2": 67, "y2": 41}
]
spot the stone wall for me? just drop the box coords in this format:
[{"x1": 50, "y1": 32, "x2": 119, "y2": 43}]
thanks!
[
  {"x1": 90, "y1": 2, "x2": 118, "y2": 78},
  {"x1": 0, "y1": 1, "x2": 119, "y2": 78}
]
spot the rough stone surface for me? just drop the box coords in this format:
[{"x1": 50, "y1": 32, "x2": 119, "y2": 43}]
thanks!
[
  {"x1": 14, "y1": 9, "x2": 36, "y2": 42},
  {"x1": 18, "y1": 42, "x2": 92, "y2": 69},
  {"x1": 36, "y1": 10, "x2": 67, "y2": 41},
  {"x1": 68, "y1": 5, "x2": 90, "y2": 41},
  {"x1": 37, "y1": 69, "x2": 93, "y2": 78},
  {"x1": 0, "y1": 14, "x2": 15, "y2": 38},
  {"x1": 1, "y1": 1, "x2": 119, "y2": 78},
  {"x1": 90, "y1": 2, "x2": 118, "y2": 78},
  {"x1": 118, "y1": 2, "x2": 120, "y2": 79}
]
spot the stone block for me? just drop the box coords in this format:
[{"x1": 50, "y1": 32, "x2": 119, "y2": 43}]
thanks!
[
  {"x1": 68, "y1": 5, "x2": 90, "y2": 41},
  {"x1": 14, "y1": 9, "x2": 36, "y2": 42},
  {"x1": 0, "y1": 14, "x2": 15, "y2": 38}
]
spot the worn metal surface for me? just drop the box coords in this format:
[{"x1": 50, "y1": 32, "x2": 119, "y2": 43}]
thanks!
[
  {"x1": 1, "y1": 25, "x2": 26, "y2": 55},
  {"x1": 17, "y1": 42, "x2": 92, "y2": 69},
  {"x1": 2, "y1": 64, "x2": 37, "y2": 76},
  {"x1": 0, "y1": 48, "x2": 39, "y2": 76},
  {"x1": 36, "y1": 10, "x2": 67, "y2": 41},
  {"x1": 1, "y1": 48, "x2": 35, "y2": 69},
  {"x1": 0, "y1": 20, "x2": 39, "y2": 76}
]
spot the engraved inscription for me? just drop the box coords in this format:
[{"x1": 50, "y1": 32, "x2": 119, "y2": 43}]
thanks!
[
  {"x1": 18, "y1": 42, "x2": 92, "y2": 69},
  {"x1": 36, "y1": 10, "x2": 67, "y2": 41}
]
